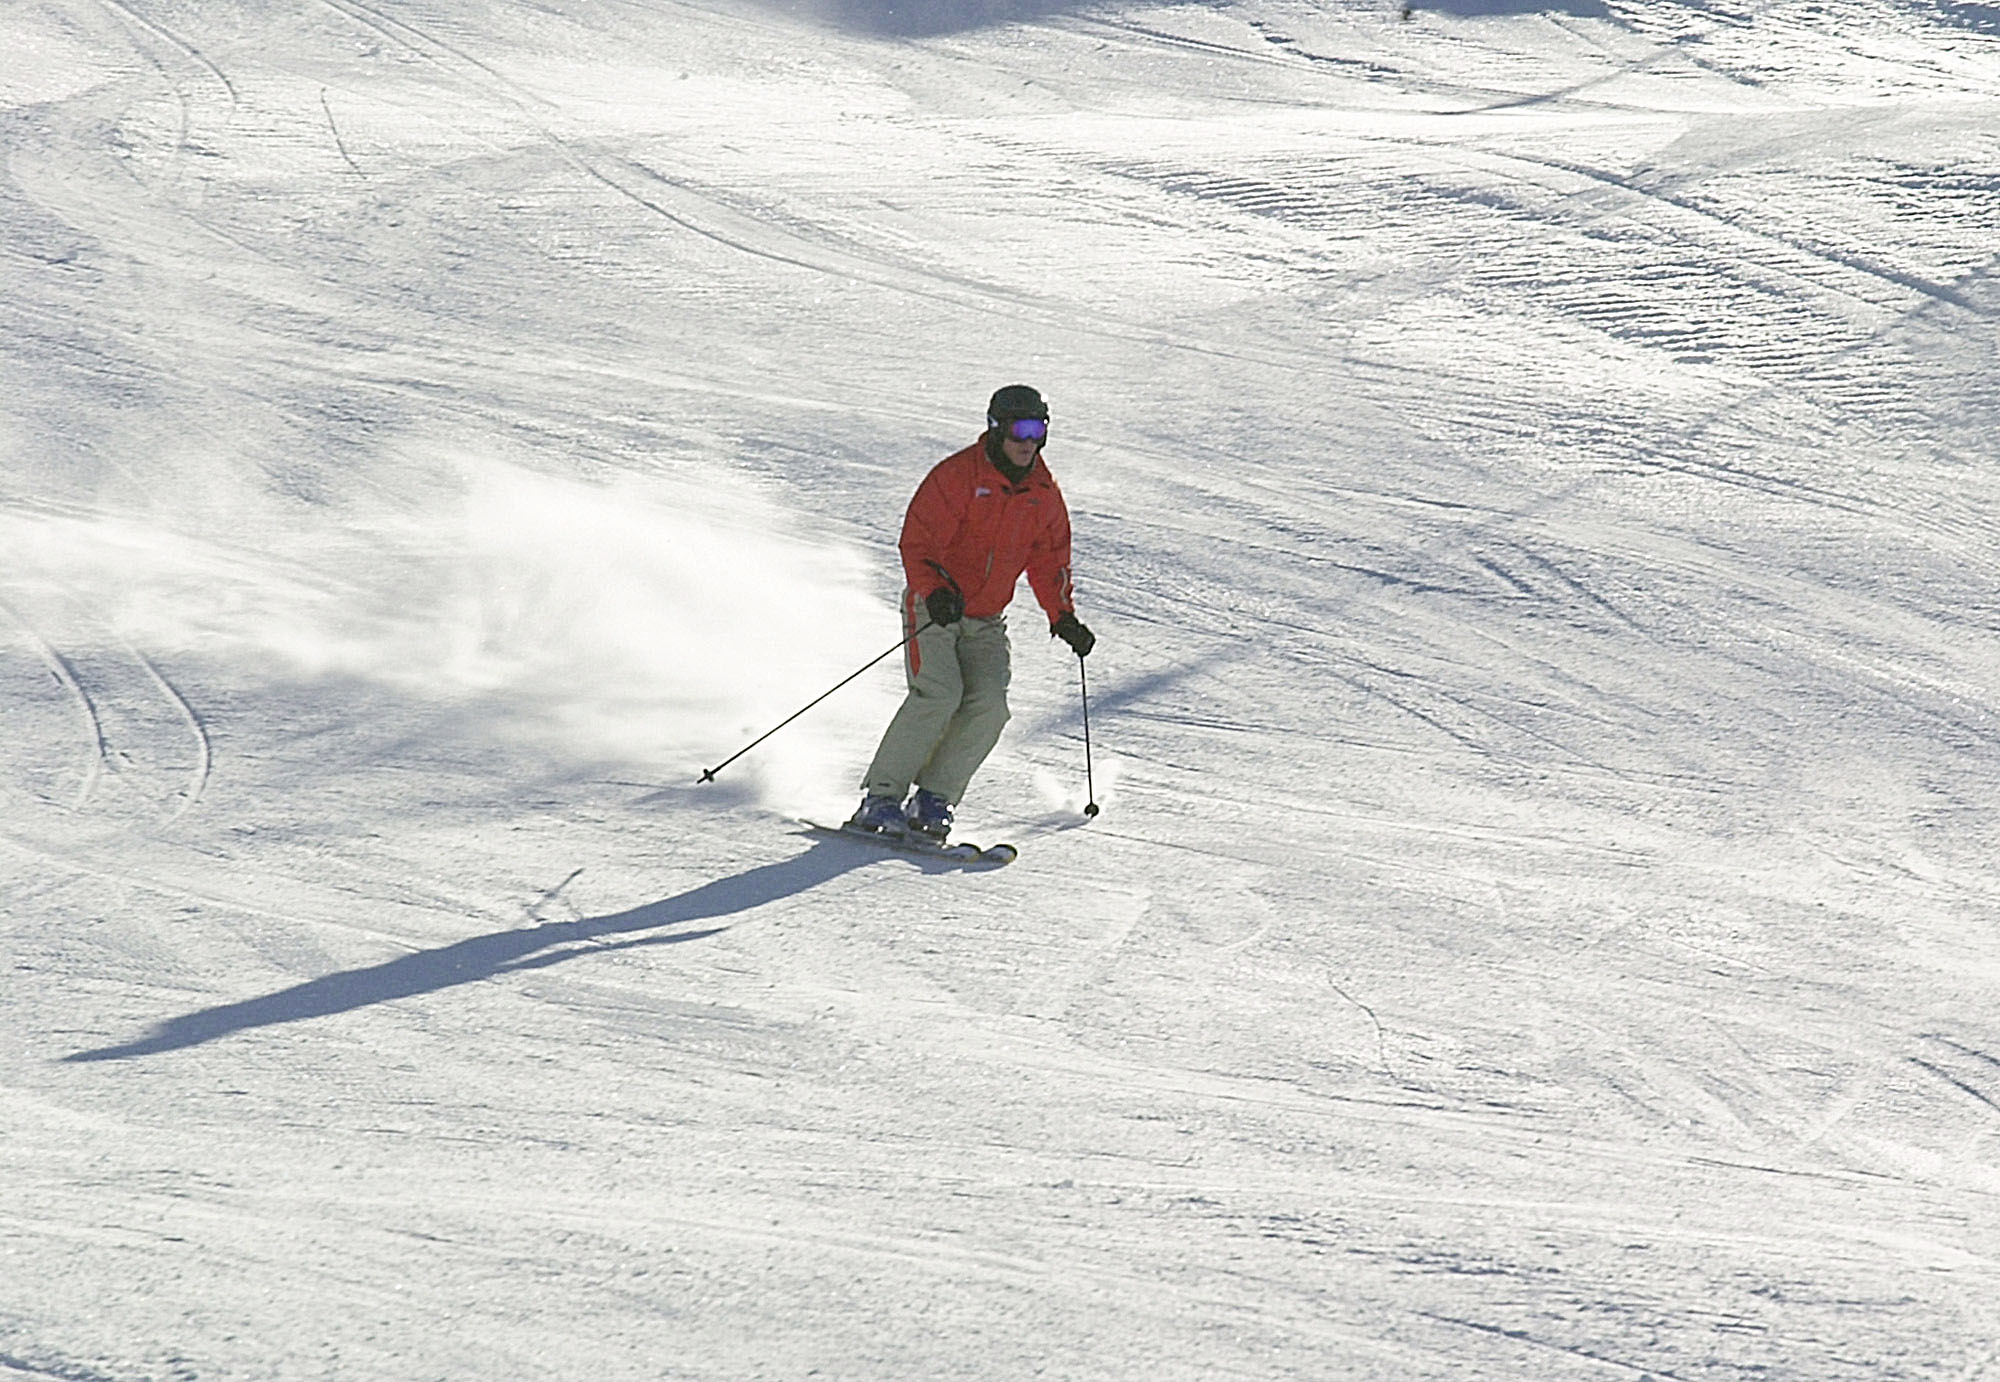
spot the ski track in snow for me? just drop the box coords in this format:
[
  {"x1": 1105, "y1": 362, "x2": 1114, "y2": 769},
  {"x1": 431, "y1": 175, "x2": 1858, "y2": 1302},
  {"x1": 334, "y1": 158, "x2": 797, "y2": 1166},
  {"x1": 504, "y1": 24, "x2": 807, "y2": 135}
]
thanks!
[
  {"x1": 0, "y1": 596, "x2": 214, "y2": 834},
  {"x1": 0, "y1": 600, "x2": 109, "y2": 814},
  {"x1": 5, "y1": 0, "x2": 2000, "y2": 1377}
]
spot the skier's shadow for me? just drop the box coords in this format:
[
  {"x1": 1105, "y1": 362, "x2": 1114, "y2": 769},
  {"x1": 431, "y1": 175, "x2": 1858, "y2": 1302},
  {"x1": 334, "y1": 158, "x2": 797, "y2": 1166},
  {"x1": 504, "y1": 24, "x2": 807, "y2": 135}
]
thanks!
[{"x1": 64, "y1": 836, "x2": 901, "y2": 1064}]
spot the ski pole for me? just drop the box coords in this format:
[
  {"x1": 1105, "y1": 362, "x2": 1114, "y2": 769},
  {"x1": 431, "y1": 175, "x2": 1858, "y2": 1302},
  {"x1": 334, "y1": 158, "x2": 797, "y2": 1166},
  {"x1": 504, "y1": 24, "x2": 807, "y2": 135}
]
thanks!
[
  {"x1": 698, "y1": 623, "x2": 929, "y2": 784},
  {"x1": 1078, "y1": 653, "x2": 1100, "y2": 818}
]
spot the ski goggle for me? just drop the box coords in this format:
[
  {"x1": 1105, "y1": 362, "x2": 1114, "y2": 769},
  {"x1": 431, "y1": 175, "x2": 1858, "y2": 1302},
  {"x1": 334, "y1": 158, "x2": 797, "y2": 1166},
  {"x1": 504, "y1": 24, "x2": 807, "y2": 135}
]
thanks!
[{"x1": 994, "y1": 416, "x2": 1048, "y2": 442}]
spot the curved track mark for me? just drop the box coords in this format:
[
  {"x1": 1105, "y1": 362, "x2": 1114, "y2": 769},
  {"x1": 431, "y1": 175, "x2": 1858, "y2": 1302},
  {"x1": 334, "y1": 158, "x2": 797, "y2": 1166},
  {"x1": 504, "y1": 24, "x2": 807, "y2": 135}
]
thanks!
[
  {"x1": 128, "y1": 645, "x2": 212, "y2": 825},
  {"x1": 1910, "y1": 1053, "x2": 2000, "y2": 1117},
  {"x1": 96, "y1": 0, "x2": 239, "y2": 107},
  {"x1": 0, "y1": 600, "x2": 108, "y2": 812},
  {"x1": 1416, "y1": 1309, "x2": 1691, "y2": 1379},
  {"x1": 320, "y1": 87, "x2": 365, "y2": 177},
  {"x1": 316, "y1": 0, "x2": 553, "y2": 111}
]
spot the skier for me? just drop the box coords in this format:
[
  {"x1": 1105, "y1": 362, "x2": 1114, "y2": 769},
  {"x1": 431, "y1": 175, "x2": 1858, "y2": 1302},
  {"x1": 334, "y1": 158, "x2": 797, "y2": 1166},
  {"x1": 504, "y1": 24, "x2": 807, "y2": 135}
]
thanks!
[{"x1": 850, "y1": 384, "x2": 1095, "y2": 842}]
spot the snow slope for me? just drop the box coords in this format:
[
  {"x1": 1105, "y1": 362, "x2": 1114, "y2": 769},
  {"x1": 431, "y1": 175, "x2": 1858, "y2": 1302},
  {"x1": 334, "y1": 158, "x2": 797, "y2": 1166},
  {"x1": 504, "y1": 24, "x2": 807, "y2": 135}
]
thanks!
[{"x1": 4, "y1": 0, "x2": 2000, "y2": 1375}]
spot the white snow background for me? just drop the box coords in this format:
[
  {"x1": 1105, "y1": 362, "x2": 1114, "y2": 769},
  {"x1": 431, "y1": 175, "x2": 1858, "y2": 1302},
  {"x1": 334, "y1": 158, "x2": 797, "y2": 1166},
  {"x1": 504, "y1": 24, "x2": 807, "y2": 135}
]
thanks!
[{"x1": 4, "y1": 0, "x2": 2000, "y2": 1376}]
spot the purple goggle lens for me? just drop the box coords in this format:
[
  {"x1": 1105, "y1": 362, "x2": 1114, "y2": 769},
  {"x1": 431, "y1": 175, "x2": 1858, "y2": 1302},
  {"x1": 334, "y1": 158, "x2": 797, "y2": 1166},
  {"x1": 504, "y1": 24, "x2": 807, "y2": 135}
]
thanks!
[{"x1": 1004, "y1": 417, "x2": 1048, "y2": 442}]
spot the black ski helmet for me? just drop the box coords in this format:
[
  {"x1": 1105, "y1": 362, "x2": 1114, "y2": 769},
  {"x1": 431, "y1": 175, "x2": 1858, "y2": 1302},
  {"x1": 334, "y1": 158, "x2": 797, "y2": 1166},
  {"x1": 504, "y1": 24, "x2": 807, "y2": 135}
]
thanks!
[{"x1": 986, "y1": 384, "x2": 1049, "y2": 432}]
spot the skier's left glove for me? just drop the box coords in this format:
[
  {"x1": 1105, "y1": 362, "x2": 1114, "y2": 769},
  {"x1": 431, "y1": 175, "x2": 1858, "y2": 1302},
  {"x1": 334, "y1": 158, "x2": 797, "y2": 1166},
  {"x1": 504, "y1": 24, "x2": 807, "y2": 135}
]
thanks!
[
  {"x1": 1051, "y1": 612, "x2": 1095, "y2": 658},
  {"x1": 924, "y1": 586, "x2": 965, "y2": 627}
]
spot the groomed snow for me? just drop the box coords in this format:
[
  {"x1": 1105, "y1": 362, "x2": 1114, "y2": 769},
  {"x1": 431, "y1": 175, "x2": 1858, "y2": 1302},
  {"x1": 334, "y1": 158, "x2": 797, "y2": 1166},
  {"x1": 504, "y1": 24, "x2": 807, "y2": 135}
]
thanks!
[{"x1": 4, "y1": 0, "x2": 1999, "y2": 1376}]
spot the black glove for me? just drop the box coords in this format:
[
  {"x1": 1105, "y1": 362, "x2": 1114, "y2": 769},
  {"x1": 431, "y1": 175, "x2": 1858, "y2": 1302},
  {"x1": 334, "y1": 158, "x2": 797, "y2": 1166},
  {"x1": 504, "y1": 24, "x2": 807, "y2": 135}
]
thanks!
[
  {"x1": 1051, "y1": 611, "x2": 1094, "y2": 657},
  {"x1": 924, "y1": 586, "x2": 964, "y2": 627}
]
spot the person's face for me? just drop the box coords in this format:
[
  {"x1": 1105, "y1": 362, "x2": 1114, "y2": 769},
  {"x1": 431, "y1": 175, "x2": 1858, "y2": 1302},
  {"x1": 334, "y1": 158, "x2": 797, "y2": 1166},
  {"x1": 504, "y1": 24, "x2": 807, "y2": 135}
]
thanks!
[{"x1": 1001, "y1": 432, "x2": 1042, "y2": 469}]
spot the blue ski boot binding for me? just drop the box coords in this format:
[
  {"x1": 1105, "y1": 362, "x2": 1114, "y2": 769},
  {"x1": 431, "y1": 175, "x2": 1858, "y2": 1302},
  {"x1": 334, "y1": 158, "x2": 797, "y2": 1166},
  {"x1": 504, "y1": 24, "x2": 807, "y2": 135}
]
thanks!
[
  {"x1": 906, "y1": 788, "x2": 953, "y2": 844},
  {"x1": 849, "y1": 793, "x2": 908, "y2": 836}
]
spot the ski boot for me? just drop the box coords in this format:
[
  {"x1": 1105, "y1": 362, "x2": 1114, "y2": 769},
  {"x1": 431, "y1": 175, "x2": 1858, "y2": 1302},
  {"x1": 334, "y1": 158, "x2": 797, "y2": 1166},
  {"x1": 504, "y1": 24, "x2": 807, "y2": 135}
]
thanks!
[
  {"x1": 849, "y1": 793, "x2": 908, "y2": 836},
  {"x1": 906, "y1": 788, "x2": 953, "y2": 844}
]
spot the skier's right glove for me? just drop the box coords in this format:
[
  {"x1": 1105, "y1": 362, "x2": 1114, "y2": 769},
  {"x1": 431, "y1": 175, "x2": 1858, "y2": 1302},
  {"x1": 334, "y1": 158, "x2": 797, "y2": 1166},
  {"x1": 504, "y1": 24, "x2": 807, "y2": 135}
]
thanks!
[
  {"x1": 924, "y1": 586, "x2": 965, "y2": 627},
  {"x1": 1051, "y1": 612, "x2": 1095, "y2": 658}
]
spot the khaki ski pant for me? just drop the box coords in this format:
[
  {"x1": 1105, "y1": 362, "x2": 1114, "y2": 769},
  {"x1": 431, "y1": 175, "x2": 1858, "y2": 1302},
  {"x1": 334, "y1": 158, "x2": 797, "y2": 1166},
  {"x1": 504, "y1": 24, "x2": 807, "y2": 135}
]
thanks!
[{"x1": 862, "y1": 592, "x2": 1012, "y2": 806}]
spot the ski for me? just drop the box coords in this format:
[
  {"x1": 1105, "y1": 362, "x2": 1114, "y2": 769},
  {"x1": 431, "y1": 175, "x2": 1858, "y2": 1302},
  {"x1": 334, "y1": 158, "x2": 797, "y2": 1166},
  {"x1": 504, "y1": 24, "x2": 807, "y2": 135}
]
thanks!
[{"x1": 805, "y1": 821, "x2": 1018, "y2": 868}]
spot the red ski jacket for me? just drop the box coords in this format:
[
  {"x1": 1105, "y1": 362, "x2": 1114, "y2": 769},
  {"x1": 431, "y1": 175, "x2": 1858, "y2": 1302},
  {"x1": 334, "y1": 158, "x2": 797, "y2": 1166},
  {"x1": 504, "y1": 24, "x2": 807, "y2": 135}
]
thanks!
[{"x1": 899, "y1": 441, "x2": 1075, "y2": 623}]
